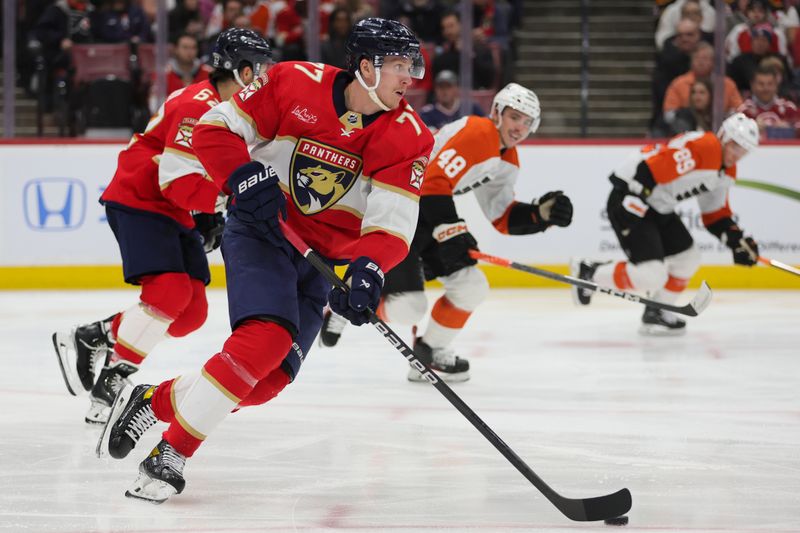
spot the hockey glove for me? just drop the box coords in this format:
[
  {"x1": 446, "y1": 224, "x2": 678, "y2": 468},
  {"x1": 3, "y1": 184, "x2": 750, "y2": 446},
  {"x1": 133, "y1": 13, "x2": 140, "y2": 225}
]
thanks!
[
  {"x1": 433, "y1": 220, "x2": 478, "y2": 276},
  {"x1": 328, "y1": 256, "x2": 385, "y2": 326},
  {"x1": 192, "y1": 211, "x2": 225, "y2": 253},
  {"x1": 228, "y1": 161, "x2": 287, "y2": 248},
  {"x1": 722, "y1": 227, "x2": 759, "y2": 266},
  {"x1": 532, "y1": 190, "x2": 573, "y2": 227}
]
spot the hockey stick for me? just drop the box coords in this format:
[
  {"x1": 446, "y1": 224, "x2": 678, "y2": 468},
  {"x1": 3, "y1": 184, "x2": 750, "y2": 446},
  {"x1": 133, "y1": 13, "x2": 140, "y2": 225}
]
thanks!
[
  {"x1": 758, "y1": 256, "x2": 800, "y2": 278},
  {"x1": 470, "y1": 250, "x2": 713, "y2": 317},
  {"x1": 279, "y1": 222, "x2": 632, "y2": 522}
]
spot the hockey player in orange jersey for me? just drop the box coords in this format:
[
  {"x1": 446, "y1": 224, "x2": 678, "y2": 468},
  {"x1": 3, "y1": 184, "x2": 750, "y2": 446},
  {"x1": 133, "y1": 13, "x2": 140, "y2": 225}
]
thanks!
[
  {"x1": 572, "y1": 113, "x2": 761, "y2": 336},
  {"x1": 51, "y1": 29, "x2": 272, "y2": 424},
  {"x1": 320, "y1": 83, "x2": 574, "y2": 382}
]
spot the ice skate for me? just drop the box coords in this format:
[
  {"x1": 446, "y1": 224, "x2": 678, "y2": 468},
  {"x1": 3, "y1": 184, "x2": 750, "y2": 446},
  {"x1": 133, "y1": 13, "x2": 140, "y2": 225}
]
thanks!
[
  {"x1": 86, "y1": 360, "x2": 139, "y2": 425},
  {"x1": 319, "y1": 308, "x2": 348, "y2": 347},
  {"x1": 97, "y1": 383, "x2": 157, "y2": 458},
  {"x1": 52, "y1": 316, "x2": 115, "y2": 395},
  {"x1": 639, "y1": 306, "x2": 686, "y2": 336},
  {"x1": 408, "y1": 339, "x2": 470, "y2": 383},
  {"x1": 570, "y1": 260, "x2": 605, "y2": 306},
  {"x1": 125, "y1": 439, "x2": 186, "y2": 504}
]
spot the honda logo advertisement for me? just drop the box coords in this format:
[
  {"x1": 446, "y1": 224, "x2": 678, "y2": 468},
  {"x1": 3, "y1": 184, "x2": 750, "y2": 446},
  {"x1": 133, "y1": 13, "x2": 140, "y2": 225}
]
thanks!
[{"x1": 23, "y1": 178, "x2": 87, "y2": 231}]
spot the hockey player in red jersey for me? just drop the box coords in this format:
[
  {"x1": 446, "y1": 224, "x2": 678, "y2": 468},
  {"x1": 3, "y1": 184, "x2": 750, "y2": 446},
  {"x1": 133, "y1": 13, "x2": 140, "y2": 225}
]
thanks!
[
  {"x1": 96, "y1": 18, "x2": 434, "y2": 503},
  {"x1": 51, "y1": 29, "x2": 272, "y2": 424},
  {"x1": 319, "y1": 83, "x2": 574, "y2": 382},
  {"x1": 572, "y1": 113, "x2": 761, "y2": 335}
]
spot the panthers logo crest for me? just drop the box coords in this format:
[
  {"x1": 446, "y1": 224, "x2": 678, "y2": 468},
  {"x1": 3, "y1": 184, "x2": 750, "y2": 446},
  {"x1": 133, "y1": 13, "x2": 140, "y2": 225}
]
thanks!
[{"x1": 290, "y1": 138, "x2": 363, "y2": 215}]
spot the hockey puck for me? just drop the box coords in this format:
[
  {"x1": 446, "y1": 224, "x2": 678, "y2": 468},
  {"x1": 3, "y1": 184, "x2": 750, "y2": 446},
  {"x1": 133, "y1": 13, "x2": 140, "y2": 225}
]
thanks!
[{"x1": 604, "y1": 516, "x2": 629, "y2": 526}]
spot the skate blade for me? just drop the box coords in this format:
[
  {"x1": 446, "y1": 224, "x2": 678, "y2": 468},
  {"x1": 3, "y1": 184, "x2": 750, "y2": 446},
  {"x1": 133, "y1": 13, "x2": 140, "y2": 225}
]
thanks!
[
  {"x1": 568, "y1": 259, "x2": 589, "y2": 307},
  {"x1": 96, "y1": 384, "x2": 134, "y2": 458},
  {"x1": 52, "y1": 331, "x2": 83, "y2": 396},
  {"x1": 638, "y1": 324, "x2": 686, "y2": 337},
  {"x1": 84, "y1": 401, "x2": 110, "y2": 425},
  {"x1": 125, "y1": 472, "x2": 175, "y2": 504},
  {"x1": 407, "y1": 368, "x2": 470, "y2": 383}
]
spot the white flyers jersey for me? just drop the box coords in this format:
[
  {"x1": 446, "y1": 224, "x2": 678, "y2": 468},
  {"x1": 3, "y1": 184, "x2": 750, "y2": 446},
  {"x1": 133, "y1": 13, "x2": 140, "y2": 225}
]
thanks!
[
  {"x1": 612, "y1": 131, "x2": 737, "y2": 225},
  {"x1": 423, "y1": 116, "x2": 521, "y2": 230}
]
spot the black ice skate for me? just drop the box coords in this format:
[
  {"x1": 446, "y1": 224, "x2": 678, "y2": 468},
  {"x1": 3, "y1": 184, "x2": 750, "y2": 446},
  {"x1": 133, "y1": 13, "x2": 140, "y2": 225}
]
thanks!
[
  {"x1": 639, "y1": 306, "x2": 686, "y2": 336},
  {"x1": 125, "y1": 439, "x2": 186, "y2": 504},
  {"x1": 319, "y1": 308, "x2": 348, "y2": 347},
  {"x1": 408, "y1": 339, "x2": 470, "y2": 383},
  {"x1": 570, "y1": 260, "x2": 605, "y2": 306},
  {"x1": 52, "y1": 315, "x2": 116, "y2": 395},
  {"x1": 97, "y1": 383, "x2": 157, "y2": 459},
  {"x1": 86, "y1": 360, "x2": 139, "y2": 425}
]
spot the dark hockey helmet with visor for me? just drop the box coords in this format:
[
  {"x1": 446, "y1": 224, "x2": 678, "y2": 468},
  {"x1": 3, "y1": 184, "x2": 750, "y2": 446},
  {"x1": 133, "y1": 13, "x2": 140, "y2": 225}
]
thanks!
[
  {"x1": 212, "y1": 28, "x2": 272, "y2": 77},
  {"x1": 346, "y1": 18, "x2": 425, "y2": 79}
]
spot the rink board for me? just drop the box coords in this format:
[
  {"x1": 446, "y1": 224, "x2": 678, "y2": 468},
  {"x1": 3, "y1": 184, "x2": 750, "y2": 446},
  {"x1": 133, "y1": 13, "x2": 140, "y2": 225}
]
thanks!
[{"x1": 1, "y1": 141, "x2": 798, "y2": 289}]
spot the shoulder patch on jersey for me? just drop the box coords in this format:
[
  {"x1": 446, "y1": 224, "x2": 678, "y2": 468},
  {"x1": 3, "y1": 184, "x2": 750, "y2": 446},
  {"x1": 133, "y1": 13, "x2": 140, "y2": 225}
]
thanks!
[
  {"x1": 238, "y1": 73, "x2": 268, "y2": 102},
  {"x1": 174, "y1": 117, "x2": 198, "y2": 148},
  {"x1": 290, "y1": 138, "x2": 364, "y2": 215},
  {"x1": 409, "y1": 157, "x2": 427, "y2": 190}
]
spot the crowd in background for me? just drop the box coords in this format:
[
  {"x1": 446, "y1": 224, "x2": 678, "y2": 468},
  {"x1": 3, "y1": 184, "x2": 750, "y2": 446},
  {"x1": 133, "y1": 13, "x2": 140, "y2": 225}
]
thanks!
[
  {"x1": 12, "y1": 0, "x2": 522, "y2": 136},
  {"x1": 652, "y1": 0, "x2": 800, "y2": 139}
]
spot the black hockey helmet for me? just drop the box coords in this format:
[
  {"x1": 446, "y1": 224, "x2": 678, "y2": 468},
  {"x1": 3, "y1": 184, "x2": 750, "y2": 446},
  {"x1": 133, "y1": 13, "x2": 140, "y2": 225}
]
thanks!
[
  {"x1": 346, "y1": 18, "x2": 424, "y2": 79},
  {"x1": 212, "y1": 28, "x2": 272, "y2": 76}
]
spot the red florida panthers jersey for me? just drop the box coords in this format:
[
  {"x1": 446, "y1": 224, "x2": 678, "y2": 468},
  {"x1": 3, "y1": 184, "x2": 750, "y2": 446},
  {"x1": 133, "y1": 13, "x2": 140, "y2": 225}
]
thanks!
[
  {"x1": 101, "y1": 79, "x2": 223, "y2": 228},
  {"x1": 192, "y1": 61, "x2": 434, "y2": 271}
]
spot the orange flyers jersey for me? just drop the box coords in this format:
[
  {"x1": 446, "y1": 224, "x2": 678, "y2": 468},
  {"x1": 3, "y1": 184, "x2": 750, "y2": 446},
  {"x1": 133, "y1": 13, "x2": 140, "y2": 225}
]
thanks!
[
  {"x1": 612, "y1": 131, "x2": 736, "y2": 226},
  {"x1": 101, "y1": 79, "x2": 223, "y2": 228},
  {"x1": 192, "y1": 62, "x2": 434, "y2": 272},
  {"x1": 423, "y1": 115, "x2": 520, "y2": 225}
]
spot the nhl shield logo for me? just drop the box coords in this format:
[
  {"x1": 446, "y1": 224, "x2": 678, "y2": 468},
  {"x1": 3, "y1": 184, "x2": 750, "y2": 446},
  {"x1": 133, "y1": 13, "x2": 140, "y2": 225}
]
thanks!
[{"x1": 290, "y1": 138, "x2": 363, "y2": 215}]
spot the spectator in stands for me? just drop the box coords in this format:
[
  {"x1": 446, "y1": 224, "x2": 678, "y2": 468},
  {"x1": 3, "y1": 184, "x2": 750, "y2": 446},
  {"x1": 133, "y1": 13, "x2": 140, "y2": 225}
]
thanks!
[
  {"x1": 653, "y1": 17, "x2": 703, "y2": 125},
  {"x1": 665, "y1": 78, "x2": 714, "y2": 135},
  {"x1": 656, "y1": 0, "x2": 716, "y2": 50},
  {"x1": 166, "y1": 33, "x2": 212, "y2": 96},
  {"x1": 728, "y1": 23, "x2": 792, "y2": 92},
  {"x1": 387, "y1": 0, "x2": 445, "y2": 44},
  {"x1": 473, "y1": 0, "x2": 494, "y2": 42},
  {"x1": 663, "y1": 43, "x2": 743, "y2": 119},
  {"x1": 169, "y1": 0, "x2": 205, "y2": 42},
  {"x1": 418, "y1": 70, "x2": 485, "y2": 131},
  {"x1": 726, "y1": 0, "x2": 789, "y2": 60},
  {"x1": 250, "y1": 0, "x2": 305, "y2": 61},
  {"x1": 759, "y1": 54, "x2": 796, "y2": 100},
  {"x1": 30, "y1": 0, "x2": 94, "y2": 111},
  {"x1": 432, "y1": 10, "x2": 496, "y2": 90},
  {"x1": 737, "y1": 65, "x2": 799, "y2": 137},
  {"x1": 320, "y1": 7, "x2": 351, "y2": 70},
  {"x1": 205, "y1": 0, "x2": 244, "y2": 42},
  {"x1": 90, "y1": 0, "x2": 152, "y2": 43}
]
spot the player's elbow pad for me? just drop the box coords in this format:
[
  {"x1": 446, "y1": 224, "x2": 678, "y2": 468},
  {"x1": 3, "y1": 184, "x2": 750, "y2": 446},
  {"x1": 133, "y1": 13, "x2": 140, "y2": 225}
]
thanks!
[
  {"x1": 631, "y1": 161, "x2": 657, "y2": 197},
  {"x1": 506, "y1": 202, "x2": 548, "y2": 235}
]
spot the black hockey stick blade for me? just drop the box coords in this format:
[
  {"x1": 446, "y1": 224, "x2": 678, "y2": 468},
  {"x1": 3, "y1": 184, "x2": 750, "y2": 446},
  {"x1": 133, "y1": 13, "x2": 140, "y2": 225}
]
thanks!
[
  {"x1": 471, "y1": 250, "x2": 713, "y2": 317},
  {"x1": 280, "y1": 222, "x2": 632, "y2": 522}
]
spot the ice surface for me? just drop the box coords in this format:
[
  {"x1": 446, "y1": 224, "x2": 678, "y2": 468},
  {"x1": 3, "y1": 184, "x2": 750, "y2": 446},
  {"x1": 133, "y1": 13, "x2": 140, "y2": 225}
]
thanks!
[{"x1": 1, "y1": 288, "x2": 798, "y2": 532}]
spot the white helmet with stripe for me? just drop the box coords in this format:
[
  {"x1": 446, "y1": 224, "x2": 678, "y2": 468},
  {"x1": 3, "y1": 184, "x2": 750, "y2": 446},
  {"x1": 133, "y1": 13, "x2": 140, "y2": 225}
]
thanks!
[
  {"x1": 492, "y1": 83, "x2": 541, "y2": 134},
  {"x1": 717, "y1": 112, "x2": 759, "y2": 153}
]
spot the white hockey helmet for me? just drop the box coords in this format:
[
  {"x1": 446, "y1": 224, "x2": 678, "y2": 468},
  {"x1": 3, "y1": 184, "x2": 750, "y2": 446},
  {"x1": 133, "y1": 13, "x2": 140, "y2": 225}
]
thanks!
[
  {"x1": 717, "y1": 112, "x2": 759, "y2": 153},
  {"x1": 492, "y1": 83, "x2": 541, "y2": 134}
]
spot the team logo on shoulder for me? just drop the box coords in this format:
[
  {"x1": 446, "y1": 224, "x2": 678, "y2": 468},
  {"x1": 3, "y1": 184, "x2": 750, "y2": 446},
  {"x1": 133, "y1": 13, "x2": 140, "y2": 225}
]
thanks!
[
  {"x1": 237, "y1": 73, "x2": 267, "y2": 102},
  {"x1": 174, "y1": 117, "x2": 198, "y2": 148},
  {"x1": 290, "y1": 138, "x2": 363, "y2": 215},
  {"x1": 409, "y1": 157, "x2": 427, "y2": 190}
]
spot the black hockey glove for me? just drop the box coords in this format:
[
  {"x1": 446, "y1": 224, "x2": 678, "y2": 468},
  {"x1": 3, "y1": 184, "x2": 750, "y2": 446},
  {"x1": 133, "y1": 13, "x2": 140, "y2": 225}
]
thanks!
[
  {"x1": 433, "y1": 220, "x2": 478, "y2": 276},
  {"x1": 532, "y1": 190, "x2": 573, "y2": 227},
  {"x1": 328, "y1": 256, "x2": 384, "y2": 326},
  {"x1": 192, "y1": 211, "x2": 225, "y2": 253},
  {"x1": 228, "y1": 161, "x2": 287, "y2": 248},
  {"x1": 722, "y1": 226, "x2": 759, "y2": 266}
]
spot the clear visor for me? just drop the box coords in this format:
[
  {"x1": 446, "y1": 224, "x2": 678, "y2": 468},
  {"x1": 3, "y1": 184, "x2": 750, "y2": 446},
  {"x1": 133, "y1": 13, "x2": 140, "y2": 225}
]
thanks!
[{"x1": 376, "y1": 53, "x2": 425, "y2": 80}]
